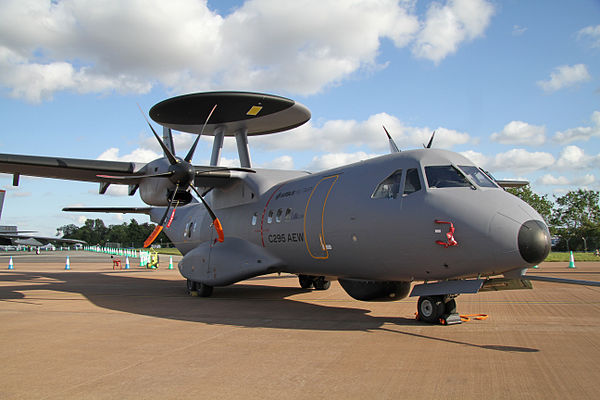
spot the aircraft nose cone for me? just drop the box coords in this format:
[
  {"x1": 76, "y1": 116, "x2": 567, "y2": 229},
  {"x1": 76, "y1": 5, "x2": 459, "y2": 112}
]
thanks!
[{"x1": 518, "y1": 220, "x2": 551, "y2": 264}]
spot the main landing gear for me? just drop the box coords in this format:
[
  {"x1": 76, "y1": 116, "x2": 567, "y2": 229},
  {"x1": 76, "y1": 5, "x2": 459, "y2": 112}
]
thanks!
[
  {"x1": 417, "y1": 295, "x2": 461, "y2": 325},
  {"x1": 298, "y1": 275, "x2": 331, "y2": 290},
  {"x1": 186, "y1": 279, "x2": 213, "y2": 297}
]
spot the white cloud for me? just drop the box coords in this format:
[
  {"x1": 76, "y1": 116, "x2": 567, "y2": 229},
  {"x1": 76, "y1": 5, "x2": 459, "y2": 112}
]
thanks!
[
  {"x1": 306, "y1": 151, "x2": 378, "y2": 171},
  {"x1": 553, "y1": 111, "x2": 600, "y2": 144},
  {"x1": 491, "y1": 148, "x2": 555, "y2": 173},
  {"x1": 555, "y1": 145, "x2": 592, "y2": 169},
  {"x1": 97, "y1": 147, "x2": 160, "y2": 163},
  {"x1": 0, "y1": 0, "x2": 494, "y2": 102},
  {"x1": 577, "y1": 25, "x2": 600, "y2": 48},
  {"x1": 512, "y1": 25, "x2": 527, "y2": 36},
  {"x1": 412, "y1": 0, "x2": 495, "y2": 63},
  {"x1": 491, "y1": 121, "x2": 546, "y2": 145},
  {"x1": 537, "y1": 64, "x2": 591, "y2": 92},
  {"x1": 258, "y1": 155, "x2": 295, "y2": 170},
  {"x1": 538, "y1": 173, "x2": 595, "y2": 186},
  {"x1": 252, "y1": 112, "x2": 471, "y2": 153},
  {"x1": 459, "y1": 150, "x2": 488, "y2": 167}
]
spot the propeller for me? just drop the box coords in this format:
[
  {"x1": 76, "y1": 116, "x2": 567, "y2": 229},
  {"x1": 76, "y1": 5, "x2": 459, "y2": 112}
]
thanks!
[
  {"x1": 138, "y1": 103, "x2": 224, "y2": 247},
  {"x1": 424, "y1": 131, "x2": 436, "y2": 149},
  {"x1": 383, "y1": 125, "x2": 400, "y2": 154}
]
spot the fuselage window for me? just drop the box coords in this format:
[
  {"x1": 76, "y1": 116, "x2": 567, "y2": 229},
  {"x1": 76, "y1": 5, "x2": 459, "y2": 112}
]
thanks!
[
  {"x1": 284, "y1": 208, "x2": 292, "y2": 222},
  {"x1": 403, "y1": 168, "x2": 422, "y2": 195},
  {"x1": 371, "y1": 169, "x2": 403, "y2": 199},
  {"x1": 251, "y1": 212, "x2": 258, "y2": 226},
  {"x1": 425, "y1": 166, "x2": 471, "y2": 188},
  {"x1": 276, "y1": 208, "x2": 283, "y2": 223},
  {"x1": 267, "y1": 210, "x2": 274, "y2": 224},
  {"x1": 458, "y1": 165, "x2": 498, "y2": 188}
]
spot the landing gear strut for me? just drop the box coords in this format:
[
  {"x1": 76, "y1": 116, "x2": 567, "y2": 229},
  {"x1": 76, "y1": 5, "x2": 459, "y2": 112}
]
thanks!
[
  {"x1": 417, "y1": 295, "x2": 460, "y2": 325},
  {"x1": 298, "y1": 275, "x2": 331, "y2": 290},
  {"x1": 186, "y1": 279, "x2": 214, "y2": 297}
]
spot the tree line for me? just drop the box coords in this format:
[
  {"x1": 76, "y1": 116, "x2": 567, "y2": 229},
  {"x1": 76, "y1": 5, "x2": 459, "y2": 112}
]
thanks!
[
  {"x1": 57, "y1": 218, "x2": 172, "y2": 248},
  {"x1": 508, "y1": 187, "x2": 600, "y2": 252}
]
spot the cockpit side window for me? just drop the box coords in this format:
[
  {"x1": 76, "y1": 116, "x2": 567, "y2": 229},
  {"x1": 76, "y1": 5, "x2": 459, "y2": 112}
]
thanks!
[
  {"x1": 371, "y1": 169, "x2": 403, "y2": 199},
  {"x1": 403, "y1": 168, "x2": 422, "y2": 195},
  {"x1": 458, "y1": 165, "x2": 498, "y2": 188},
  {"x1": 425, "y1": 166, "x2": 471, "y2": 188}
]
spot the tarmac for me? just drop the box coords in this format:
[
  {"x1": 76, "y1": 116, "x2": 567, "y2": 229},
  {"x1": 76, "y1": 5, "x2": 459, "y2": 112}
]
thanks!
[{"x1": 0, "y1": 250, "x2": 599, "y2": 399}]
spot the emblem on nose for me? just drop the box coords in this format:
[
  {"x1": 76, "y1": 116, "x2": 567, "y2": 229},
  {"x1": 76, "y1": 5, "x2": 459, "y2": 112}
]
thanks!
[{"x1": 518, "y1": 220, "x2": 551, "y2": 264}]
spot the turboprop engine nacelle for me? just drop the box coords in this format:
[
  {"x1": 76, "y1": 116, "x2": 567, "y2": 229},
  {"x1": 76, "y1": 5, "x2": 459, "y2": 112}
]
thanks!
[
  {"x1": 338, "y1": 279, "x2": 411, "y2": 302},
  {"x1": 138, "y1": 158, "x2": 178, "y2": 206}
]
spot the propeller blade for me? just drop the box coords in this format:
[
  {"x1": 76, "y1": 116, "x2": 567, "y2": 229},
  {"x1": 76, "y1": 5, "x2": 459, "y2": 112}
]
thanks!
[
  {"x1": 383, "y1": 125, "x2": 400, "y2": 153},
  {"x1": 185, "y1": 104, "x2": 217, "y2": 163},
  {"x1": 190, "y1": 184, "x2": 224, "y2": 242},
  {"x1": 137, "y1": 104, "x2": 179, "y2": 165},
  {"x1": 143, "y1": 185, "x2": 179, "y2": 248},
  {"x1": 425, "y1": 130, "x2": 436, "y2": 149},
  {"x1": 143, "y1": 225, "x2": 163, "y2": 248}
]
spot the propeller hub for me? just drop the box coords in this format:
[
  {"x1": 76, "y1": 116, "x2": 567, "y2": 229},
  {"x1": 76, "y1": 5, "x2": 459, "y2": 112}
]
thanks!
[{"x1": 168, "y1": 159, "x2": 194, "y2": 185}]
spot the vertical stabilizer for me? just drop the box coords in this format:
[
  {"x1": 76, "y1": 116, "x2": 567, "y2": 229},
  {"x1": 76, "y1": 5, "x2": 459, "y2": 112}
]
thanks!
[{"x1": 0, "y1": 190, "x2": 5, "y2": 222}]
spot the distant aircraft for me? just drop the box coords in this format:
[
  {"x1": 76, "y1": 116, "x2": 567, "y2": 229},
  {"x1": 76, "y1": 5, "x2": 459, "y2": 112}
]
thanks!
[
  {"x1": 1, "y1": 91, "x2": 591, "y2": 324},
  {"x1": 0, "y1": 189, "x2": 84, "y2": 247}
]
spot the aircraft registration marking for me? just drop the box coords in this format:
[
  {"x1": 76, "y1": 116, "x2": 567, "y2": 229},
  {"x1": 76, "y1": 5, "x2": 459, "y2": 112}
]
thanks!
[{"x1": 268, "y1": 233, "x2": 305, "y2": 244}]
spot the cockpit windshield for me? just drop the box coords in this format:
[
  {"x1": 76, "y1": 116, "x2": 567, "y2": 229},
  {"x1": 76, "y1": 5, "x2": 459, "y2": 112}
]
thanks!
[
  {"x1": 458, "y1": 165, "x2": 498, "y2": 188},
  {"x1": 425, "y1": 166, "x2": 471, "y2": 188}
]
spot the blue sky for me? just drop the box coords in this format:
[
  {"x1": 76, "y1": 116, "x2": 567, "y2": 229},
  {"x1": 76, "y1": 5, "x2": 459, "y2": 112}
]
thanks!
[{"x1": 0, "y1": 0, "x2": 599, "y2": 236}]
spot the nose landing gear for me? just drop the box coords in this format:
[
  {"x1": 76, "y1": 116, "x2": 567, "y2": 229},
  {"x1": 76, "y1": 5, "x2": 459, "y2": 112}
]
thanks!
[{"x1": 417, "y1": 295, "x2": 461, "y2": 325}]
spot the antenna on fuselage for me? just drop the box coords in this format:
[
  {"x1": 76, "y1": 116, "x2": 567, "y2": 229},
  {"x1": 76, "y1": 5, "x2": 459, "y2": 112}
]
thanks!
[
  {"x1": 424, "y1": 131, "x2": 436, "y2": 149},
  {"x1": 383, "y1": 125, "x2": 400, "y2": 153}
]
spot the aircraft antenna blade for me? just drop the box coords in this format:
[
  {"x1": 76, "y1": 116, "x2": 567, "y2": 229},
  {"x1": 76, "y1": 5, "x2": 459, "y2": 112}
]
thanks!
[
  {"x1": 190, "y1": 184, "x2": 224, "y2": 242},
  {"x1": 425, "y1": 130, "x2": 436, "y2": 149},
  {"x1": 143, "y1": 184, "x2": 179, "y2": 248},
  {"x1": 383, "y1": 125, "x2": 400, "y2": 153},
  {"x1": 185, "y1": 104, "x2": 217, "y2": 163},
  {"x1": 137, "y1": 104, "x2": 179, "y2": 165}
]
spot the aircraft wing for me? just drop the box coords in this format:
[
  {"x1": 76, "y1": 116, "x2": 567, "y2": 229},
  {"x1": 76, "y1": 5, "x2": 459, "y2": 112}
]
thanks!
[
  {"x1": 0, "y1": 153, "x2": 144, "y2": 185},
  {"x1": 62, "y1": 207, "x2": 153, "y2": 214},
  {"x1": 0, "y1": 232, "x2": 86, "y2": 245}
]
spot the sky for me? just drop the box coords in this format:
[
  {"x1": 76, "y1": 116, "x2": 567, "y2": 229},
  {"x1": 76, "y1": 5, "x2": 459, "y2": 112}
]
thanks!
[{"x1": 0, "y1": 0, "x2": 599, "y2": 236}]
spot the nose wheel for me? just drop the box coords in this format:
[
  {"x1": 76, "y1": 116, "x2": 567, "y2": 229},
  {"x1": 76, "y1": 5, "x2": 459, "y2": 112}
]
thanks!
[
  {"x1": 186, "y1": 279, "x2": 214, "y2": 297},
  {"x1": 417, "y1": 295, "x2": 461, "y2": 325}
]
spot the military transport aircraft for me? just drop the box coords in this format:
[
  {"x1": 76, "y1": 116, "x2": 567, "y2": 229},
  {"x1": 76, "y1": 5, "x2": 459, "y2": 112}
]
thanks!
[
  {"x1": 0, "y1": 91, "x2": 580, "y2": 325},
  {"x1": 0, "y1": 189, "x2": 84, "y2": 247}
]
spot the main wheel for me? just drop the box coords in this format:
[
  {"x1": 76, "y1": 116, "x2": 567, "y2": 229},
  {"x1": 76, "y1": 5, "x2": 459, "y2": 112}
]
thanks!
[
  {"x1": 313, "y1": 276, "x2": 331, "y2": 290},
  {"x1": 298, "y1": 275, "x2": 314, "y2": 289},
  {"x1": 197, "y1": 283, "x2": 213, "y2": 297},
  {"x1": 417, "y1": 296, "x2": 445, "y2": 323}
]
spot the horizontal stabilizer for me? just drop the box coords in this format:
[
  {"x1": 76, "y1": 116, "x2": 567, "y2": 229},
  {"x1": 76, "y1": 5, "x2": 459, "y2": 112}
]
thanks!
[
  {"x1": 63, "y1": 207, "x2": 153, "y2": 214},
  {"x1": 496, "y1": 179, "x2": 529, "y2": 188}
]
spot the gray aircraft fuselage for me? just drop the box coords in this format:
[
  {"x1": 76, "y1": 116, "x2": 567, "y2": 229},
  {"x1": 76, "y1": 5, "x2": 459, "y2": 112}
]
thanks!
[{"x1": 157, "y1": 148, "x2": 548, "y2": 288}]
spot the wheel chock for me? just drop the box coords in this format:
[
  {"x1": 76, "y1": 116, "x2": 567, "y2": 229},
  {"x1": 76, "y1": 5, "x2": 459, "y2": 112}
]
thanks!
[
  {"x1": 439, "y1": 313, "x2": 462, "y2": 325},
  {"x1": 189, "y1": 290, "x2": 198, "y2": 297}
]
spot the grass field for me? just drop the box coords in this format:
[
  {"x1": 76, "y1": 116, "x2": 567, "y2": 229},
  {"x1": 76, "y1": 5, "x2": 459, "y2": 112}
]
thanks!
[
  {"x1": 144, "y1": 248, "x2": 600, "y2": 263},
  {"x1": 544, "y1": 252, "x2": 600, "y2": 262}
]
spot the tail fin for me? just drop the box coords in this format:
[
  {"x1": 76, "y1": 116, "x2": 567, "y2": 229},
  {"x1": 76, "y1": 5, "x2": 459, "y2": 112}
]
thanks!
[{"x1": 0, "y1": 189, "x2": 5, "y2": 222}]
